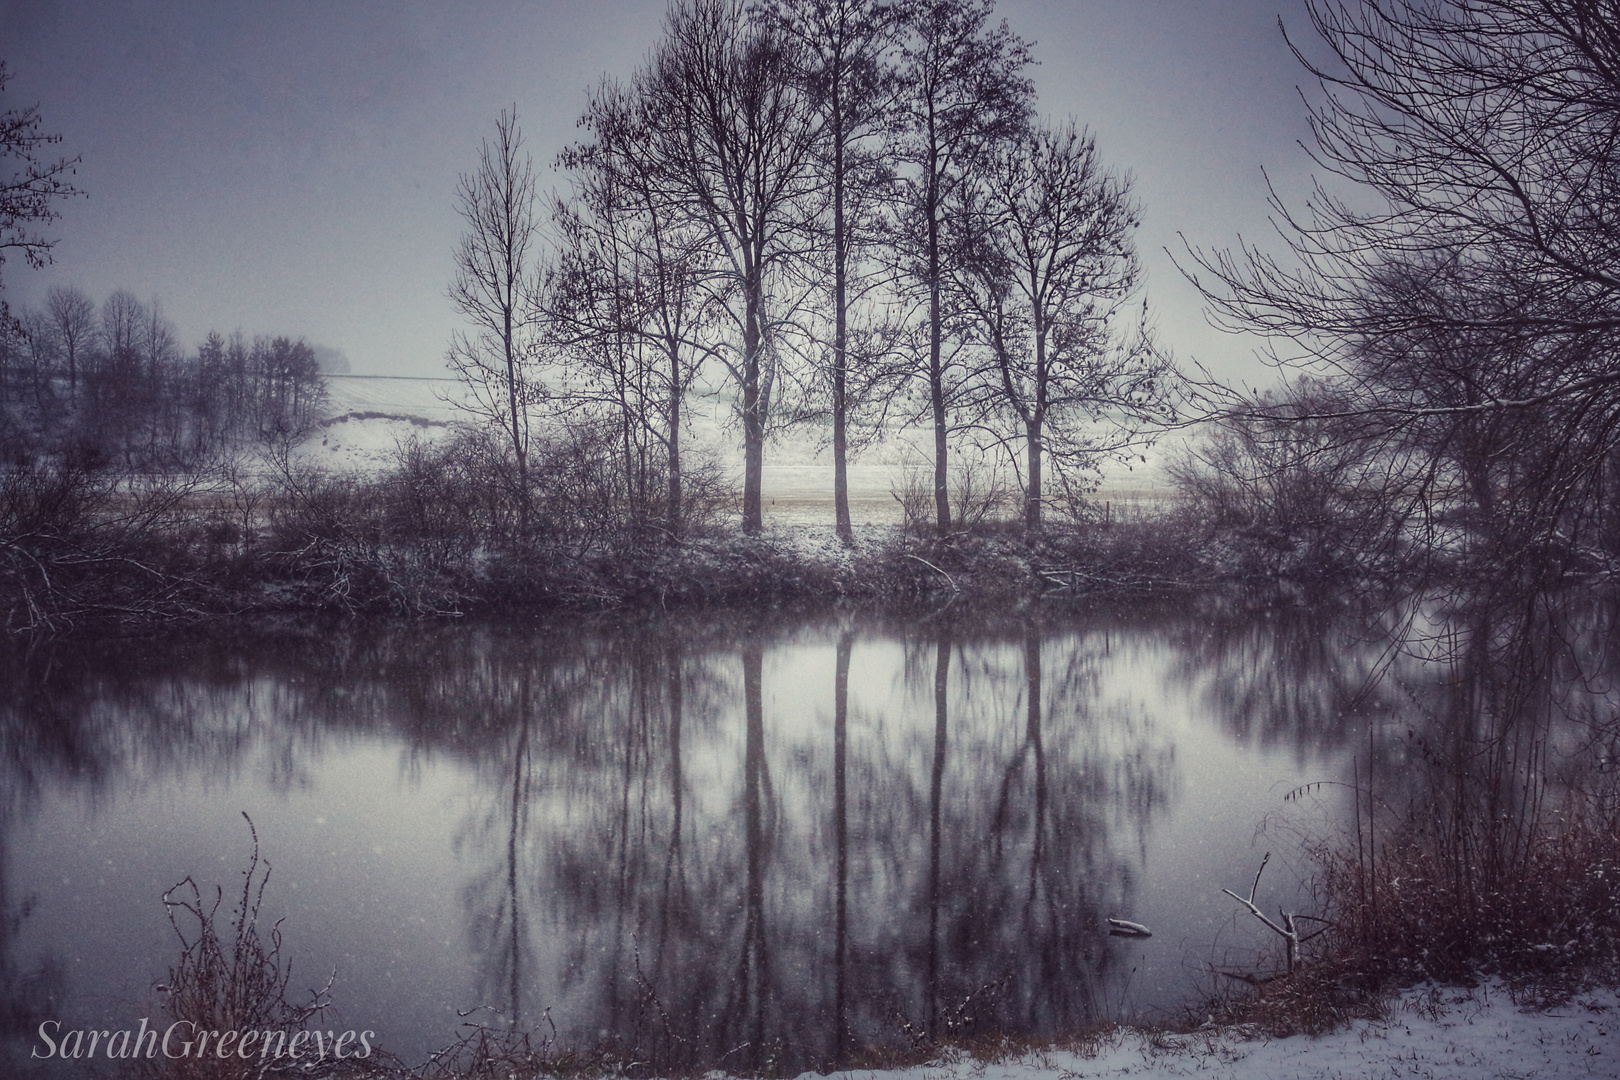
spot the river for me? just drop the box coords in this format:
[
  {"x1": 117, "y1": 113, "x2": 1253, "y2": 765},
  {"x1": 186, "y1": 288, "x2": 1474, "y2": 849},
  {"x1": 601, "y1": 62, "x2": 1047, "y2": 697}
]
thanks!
[{"x1": 5, "y1": 590, "x2": 1599, "y2": 1075}]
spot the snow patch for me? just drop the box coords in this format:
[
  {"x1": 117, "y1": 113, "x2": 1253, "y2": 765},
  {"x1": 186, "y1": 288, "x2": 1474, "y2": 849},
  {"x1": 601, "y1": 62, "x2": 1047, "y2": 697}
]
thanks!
[{"x1": 793, "y1": 984, "x2": 1616, "y2": 1080}]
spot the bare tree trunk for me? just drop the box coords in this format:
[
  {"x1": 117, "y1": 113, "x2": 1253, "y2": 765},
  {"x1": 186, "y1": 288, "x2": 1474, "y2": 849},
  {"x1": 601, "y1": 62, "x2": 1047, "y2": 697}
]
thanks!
[
  {"x1": 742, "y1": 272, "x2": 766, "y2": 535},
  {"x1": 833, "y1": 121, "x2": 854, "y2": 545},
  {"x1": 1025, "y1": 417, "x2": 1043, "y2": 530},
  {"x1": 505, "y1": 306, "x2": 529, "y2": 537},
  {"x1": 927, "y1": 168, "x2": 951, "y2": 536},
  {"x1": 668, "y1": 346, "x2": 684, "y2": 534}
]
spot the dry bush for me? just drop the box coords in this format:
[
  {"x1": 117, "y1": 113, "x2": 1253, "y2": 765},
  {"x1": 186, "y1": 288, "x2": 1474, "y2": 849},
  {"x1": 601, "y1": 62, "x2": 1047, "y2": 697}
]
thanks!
[
  {"x1": 1205, "y1": 788, "x2": 1620, "y2": 1036},
  {"x1": 1031, "y1": 507, "x2": 1210, "y2": 593},
  {"x1": 263, "y1": 463, "x2": 403, "y2": 612},
  {"x1": 382, "y1": 432, "x2": 500, "y2": 570},
  {"x1": 141, "y1": 814, "x2": 355, "y2": 1079},
  {"x1": 524, "y1": 422, "x2": 733, "y2": 552},
  {"x1": 263, "y1": 445, "x2": 477, "y2": 615},
  {"x1": 952, "y1": 459, "x2": 1015, "y2": 532},
  {"x1": 1310, "y1": 793, "x2": 1620, "y2": 993},
  {"x1": 0, "y1": 454, "x2": 207, "y2": 631},
  {"x1": 891, "y1": 456, "x2": 1015, "y2": 536},
  {"x1": 890, "y1": 463, "x2": 934, "y2": 534},
  {"x1": 401, "y1": 1018, "x2": 625, "y2": 1080},
  {"x1": 1167, "y1": 378, "x2": 1395, "y2": 575}
]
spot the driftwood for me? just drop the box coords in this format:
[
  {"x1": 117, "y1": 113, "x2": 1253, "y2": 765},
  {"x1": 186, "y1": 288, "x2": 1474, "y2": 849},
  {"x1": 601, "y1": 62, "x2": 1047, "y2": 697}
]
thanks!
[{"x1": 1107, "y1": 917, "x2": 1153, "y2": 938}]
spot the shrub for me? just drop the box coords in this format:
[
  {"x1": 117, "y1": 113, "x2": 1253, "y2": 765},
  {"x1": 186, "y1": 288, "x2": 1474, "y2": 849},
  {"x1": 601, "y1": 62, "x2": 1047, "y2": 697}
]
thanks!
[
  {"x1": 0, "y1": 454, "x2": 205, "y2": 631},
  {"x1": 1168, "y1": 378, "x2": 1393, "y2": 575},
  {"x1": 1311, "y1": 793, "x2": 1620, "y2": 994},
  {"x1": 891, "y1": 456, "x2": 1016, "y2": 537},
  {"x1": 144, "y1": 814, "x2": 349, "y2": 1079}
]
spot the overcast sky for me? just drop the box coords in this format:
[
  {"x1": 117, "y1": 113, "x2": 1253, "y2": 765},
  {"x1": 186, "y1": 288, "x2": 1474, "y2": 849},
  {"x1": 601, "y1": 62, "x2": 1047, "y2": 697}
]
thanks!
[{"x1": 1, "y1": 0, "x2": 1323, "y2": 382}]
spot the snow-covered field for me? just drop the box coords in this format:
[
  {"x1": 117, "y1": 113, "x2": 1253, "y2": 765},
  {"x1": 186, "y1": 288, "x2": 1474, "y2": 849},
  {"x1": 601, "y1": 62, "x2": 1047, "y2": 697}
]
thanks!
[
  {"x1": 806, "y1": 984, "x2": 1616, "y2": 1080},
  {"x1": 311, "y1": 374, "x2": 1185, "y2": 525},
  {"x1": 296, "y1": 374, "x2": 461, "y2": 473}
]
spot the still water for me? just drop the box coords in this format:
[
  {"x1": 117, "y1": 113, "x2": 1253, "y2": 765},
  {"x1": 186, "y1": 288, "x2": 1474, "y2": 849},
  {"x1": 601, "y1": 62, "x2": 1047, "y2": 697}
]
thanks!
[{"x1": 2, "y1": 598, "x2": 1392, "y2": 1073}]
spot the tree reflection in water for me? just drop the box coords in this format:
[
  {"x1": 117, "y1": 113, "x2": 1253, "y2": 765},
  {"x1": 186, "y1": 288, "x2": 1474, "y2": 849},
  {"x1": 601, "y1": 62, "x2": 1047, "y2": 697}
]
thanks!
[
  {"x1": 1345, "y1": 589, "x2": 1620, "y2": 977},
  {"x1": 443, "y1": 615, "x2": 1155, "y2": 1073},
  {"x1": 1184, "y1": 586, "x2": 1620, "y2": 983},
  {"x1": 1, "y1": 594, "x2": 1609, "y2": 1075}
]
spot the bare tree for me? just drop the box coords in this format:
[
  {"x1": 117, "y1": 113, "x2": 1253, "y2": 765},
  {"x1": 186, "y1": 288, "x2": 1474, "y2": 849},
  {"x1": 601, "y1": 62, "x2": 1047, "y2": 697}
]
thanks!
[
  {"x1": 760, "y1": 0, "x2": 906, "y2": 545},
  {"x1": 891, "y1": 0, "x2": 1032, "y2": 535},
  {"x1": 635, "y1": 0, "x2": 824, "y2": 536},
  {"x1": 139, "y1": 297, "x2": 179, "y2": 374},
  {"x1": 556, "y1": 78, "x2": 721, "y2": 535},
  {"x1": 90, "y1": 289, "x2": 146, "y2": 449},
  {"x1": 0, "y1": 306, "x2": 22, "y2": 409},
  {"x1": 0, "y1": 60, "x2": 82, "y2": 332},
  {"x1": 448, "y1": 108, "x2": 543, "y2": 537},
  {"x1": 46, "y1": 284, "x2": 93, "y2": 397},
  {"x1": 139, "y1": 298, "x2": 181, "y2": 457},
  {"x1": 947, "y1": 120, "x2": 1167, "y2": 530},
  {"x1": 99, "y1": 289, "x2": 142, "y2": 360},
  {"x1": 12, "y1": 303, "x2": 54, "y2": 408},
  {"x1": 1182, "y1": 0, "x2": 1620, "y2": 575}
]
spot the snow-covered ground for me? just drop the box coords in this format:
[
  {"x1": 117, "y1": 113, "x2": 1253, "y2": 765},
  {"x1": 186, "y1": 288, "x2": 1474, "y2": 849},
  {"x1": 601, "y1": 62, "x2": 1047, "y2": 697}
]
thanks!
[
  {"x1": 321, "y1": 373, "x2": 465, "y2": 423},
  {"x1": 295, "y1": 374, "x2": 460, "y2": 473},
  {"x1": 803, "y1": 984, "x2": 1616, "y2": 1080},
  {"x1": 310, "y1": 374, "x2": 1187, "y2": 525}
]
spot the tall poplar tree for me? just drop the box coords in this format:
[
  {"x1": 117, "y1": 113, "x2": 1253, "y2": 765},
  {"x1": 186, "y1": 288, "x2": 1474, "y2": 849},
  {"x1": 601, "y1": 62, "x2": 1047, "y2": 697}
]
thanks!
[
  {"x1": 891, "y1": 0, "x2": 1032, "y2": 535},
  {"x1": 636, "y1": 0, "x2": 823, "y2": 536},
  {"x1": 448, "y1": 109, "x2": 542, "y2": 537},
  {"x1": 761, "y1": 0, "x2": 905, "y2": 545}
]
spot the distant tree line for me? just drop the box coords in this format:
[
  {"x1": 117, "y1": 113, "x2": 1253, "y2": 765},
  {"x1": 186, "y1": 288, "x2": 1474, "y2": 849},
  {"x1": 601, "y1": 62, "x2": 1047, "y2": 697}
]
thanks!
[
  {"x1": 449, "y1": 0, "x2": 1174, "y2": 545},
  {"x1": 0, "y1": 286, "x2": 326, "y2": 467}
]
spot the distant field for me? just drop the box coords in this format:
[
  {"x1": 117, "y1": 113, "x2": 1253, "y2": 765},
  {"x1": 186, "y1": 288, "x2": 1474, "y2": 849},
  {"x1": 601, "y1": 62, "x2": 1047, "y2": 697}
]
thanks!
[
  {"x1": 314, "y1": 374, "x2": 1185, "y2": 525},
  {"x1": 323, "y1": 373, "x2": 465, "y2": 421}
]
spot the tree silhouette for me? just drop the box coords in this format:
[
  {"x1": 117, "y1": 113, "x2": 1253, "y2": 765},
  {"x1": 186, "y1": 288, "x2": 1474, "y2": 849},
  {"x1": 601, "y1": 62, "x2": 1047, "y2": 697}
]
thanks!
[{"x1": 0, "y1": 60, "x2": 81, "y2": 334}]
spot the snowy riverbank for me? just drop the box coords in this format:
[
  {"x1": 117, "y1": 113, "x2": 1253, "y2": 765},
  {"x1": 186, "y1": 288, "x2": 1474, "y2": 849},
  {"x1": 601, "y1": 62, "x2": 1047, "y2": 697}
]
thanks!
[{"x1": 800, "y1": 984, "x2": 1615, "y2": 1080}]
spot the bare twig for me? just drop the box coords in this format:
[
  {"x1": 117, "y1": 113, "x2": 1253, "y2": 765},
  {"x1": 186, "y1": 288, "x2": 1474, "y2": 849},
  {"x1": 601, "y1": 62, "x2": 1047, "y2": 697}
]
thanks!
[
  {"x1": 903, "y1": 552, "x2": 958, "y2": 591},
  {"x1": 1222, "y1": 851, "x2": 1323, "y2": 975}
]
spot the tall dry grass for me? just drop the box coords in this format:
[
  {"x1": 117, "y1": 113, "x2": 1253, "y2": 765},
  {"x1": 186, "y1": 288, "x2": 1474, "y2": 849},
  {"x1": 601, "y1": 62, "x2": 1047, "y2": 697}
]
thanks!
[{"x1": 1208, "y1": 788, "x2": 1620, "y2": 1036}]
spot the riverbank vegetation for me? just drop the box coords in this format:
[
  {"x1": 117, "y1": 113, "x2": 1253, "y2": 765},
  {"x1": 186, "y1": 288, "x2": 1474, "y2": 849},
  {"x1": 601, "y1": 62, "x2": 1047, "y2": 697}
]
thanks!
[
  {"x1": 1163, "y1": 0, "x2": 1620, "y2": 1031},
  {"x1": 1203, "y1": 766, "x2": 1620, "y2": 1039},
  {"x1": 1199, "y1": 586, "x2": 1620, "y2": 1036}
]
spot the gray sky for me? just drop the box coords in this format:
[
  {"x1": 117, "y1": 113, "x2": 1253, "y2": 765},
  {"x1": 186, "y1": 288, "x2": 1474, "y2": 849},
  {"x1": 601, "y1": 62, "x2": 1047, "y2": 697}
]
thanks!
[{"x1": 2, "y1": 0, "x2": 1322, "y2": 382}]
